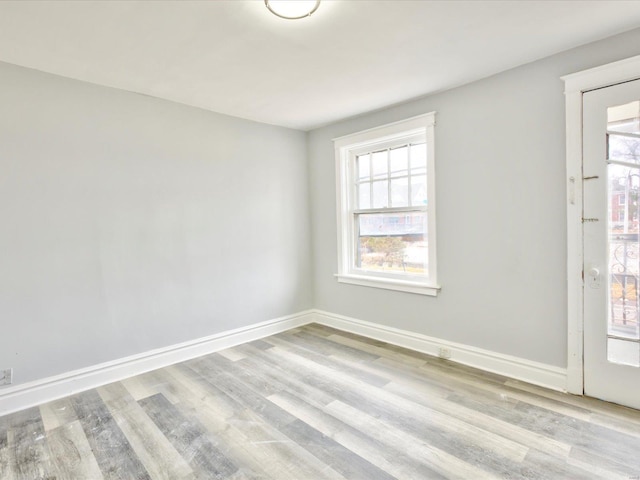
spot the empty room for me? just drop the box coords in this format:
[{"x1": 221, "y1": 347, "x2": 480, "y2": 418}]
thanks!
[{"x1": 1, "y1": 1, "x2": 640, "y2": 478}]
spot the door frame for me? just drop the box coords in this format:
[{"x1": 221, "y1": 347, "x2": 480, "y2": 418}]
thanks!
[{"x1": 562, "y1": 55, "x2": 640, "y2": 395}]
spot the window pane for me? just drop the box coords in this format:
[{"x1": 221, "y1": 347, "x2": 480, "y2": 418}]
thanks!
[
  {"x1": 357, "y1": 154, "x2": 370, "y2": 181},
  {"x1": 390, "y1": 146, "x2": 409, "y2": 177},
  {"x1": 411, "y1": 176, "x2": 427, "y2": 206},
  {"x1": 609, "y1": 134, "x2": 640, "y2": 164},
  {"x1": 607, "y1": 104, "x2": 640, "y2": 365},
  {"x1": 372, "y1": 180, "x2": 389, "y2": 208},
  {"x1": 358, "y1": 183, "x2": 370, "y2": 209},
  {"x1": 607, "y1": 163, "x2": 639, "y2": 346},
  {"x1": 357, "y1": 212, "x2": 427, "y2": 275},
  {"x1": 608, "y1": 100, "x2": 640, "y2": 134},
  {"x1": 410, "y1": 143, "x2": 427, "y2": 175},
  {"x1": 372, "y1": 150, "x2": 388, "y2": 179},
  {"x1": 390, "y1": 177, "x2": 409, "y2": 207}
]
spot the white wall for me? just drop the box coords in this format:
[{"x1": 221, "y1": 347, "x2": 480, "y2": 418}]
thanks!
[
  {"x1": 308, "y1": 28, "x2": 640, "y2": 368},
  {"x1": 0, "y1": 61, "x2": 312, "y2": 386}
]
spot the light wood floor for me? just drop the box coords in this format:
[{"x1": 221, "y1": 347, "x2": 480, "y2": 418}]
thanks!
[{"x1": 2, "y1": 324, "x2": 640, "y2": 479}]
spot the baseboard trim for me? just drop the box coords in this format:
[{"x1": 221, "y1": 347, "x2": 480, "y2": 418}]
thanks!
[
  {"x1": 312, "y1": 310, "x2": 567, "y2": 392},
  {"x1": 0, "y1": 310, "x2": 314, "y2": 416},
  {"x1": 0, "y1": 308, "x2": 568, "y2": 416}
]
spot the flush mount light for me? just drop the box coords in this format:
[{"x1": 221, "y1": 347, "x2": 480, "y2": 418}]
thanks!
[{"x1": 265, "y1": 0, "x2": 320, "y2": 20}]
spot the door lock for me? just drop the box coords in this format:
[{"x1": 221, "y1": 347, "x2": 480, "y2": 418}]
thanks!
[{"x1": 587, "y1": 266, "x2": 601, "y2": 289}]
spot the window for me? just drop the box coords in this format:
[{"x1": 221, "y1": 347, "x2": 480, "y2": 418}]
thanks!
[{"x1": 334, "y1": 113, "x2": 439, "y2": 296}]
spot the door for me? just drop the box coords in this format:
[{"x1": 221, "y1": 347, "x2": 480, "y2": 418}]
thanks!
[{"x1": 583, "y1": 79, "x2": 640, "y2": 409}]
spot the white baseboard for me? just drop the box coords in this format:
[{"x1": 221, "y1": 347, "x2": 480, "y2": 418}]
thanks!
[
  {"x1": 312, "y1": 310, "x2": 567, "y2": 392},
  {"x1": 0, "y1": 310, "x2": 314, "y2": 416},
  {"x1": 0, "y1": 308, "x2": 568, "y2": 417}
]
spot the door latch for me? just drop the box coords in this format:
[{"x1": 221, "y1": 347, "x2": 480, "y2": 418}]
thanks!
[{"x1": 587, "y1": 266, "x2": 601, "y2": 289}]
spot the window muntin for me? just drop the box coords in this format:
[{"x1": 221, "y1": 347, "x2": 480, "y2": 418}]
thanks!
[
  {"x1": 334, "y1": 112, "x2": 438, "y2": 295},
  {"x1": 356, "y1": 143, "x2": 426, "y2": 209},
  {"x1": 354, "y1": 142, "x2": 428, "y2": 277}
]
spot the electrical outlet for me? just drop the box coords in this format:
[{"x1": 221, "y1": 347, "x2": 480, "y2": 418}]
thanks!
[
  {"x1": 438, "y1": 347, "x2": 452, "y2": 359},
  {"x1": 0, "y1": 368, "x2": 13, "y2": 386}
]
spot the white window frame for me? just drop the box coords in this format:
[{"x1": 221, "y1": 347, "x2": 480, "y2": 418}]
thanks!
[{"x1": 334, "y1": 112, "x2": 439, "y2": 296}]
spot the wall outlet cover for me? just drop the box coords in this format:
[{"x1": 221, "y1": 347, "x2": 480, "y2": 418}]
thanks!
[
  {"x1": 0, "y1": 368, "x2": 13, "y2": 386},
  {"x1": 438, "y1": 347, "x2": 452, "y2": 359}
]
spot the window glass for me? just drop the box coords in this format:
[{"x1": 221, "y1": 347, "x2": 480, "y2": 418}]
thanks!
[
  {"x1": 371, "y1": 150, "x2": 387, "y2": 179},
  {"x1": 358, "y1": 183, "x2": 370, "y2": 209},
  {"x1": 372, "y1": 180, "x2": 389, "y2": 208},
  {"x1": 390, "y1": 177, "x2": 409, "y2": 207},
  {"x1": 334, "y1": 112, "x2": 437, "y2": 294},
  {"x1": 390, "y1": 146, "x2": 409, "y2": 177},
  {"x1": 410, "y1": 143, "x2": 427, "y2": 175},
  {"x1": 358, "y1": 154, "x2": 370, "y2": 181},
  {"x1": 357, "y1": 212, "x2": 427, "y2": 275},
  {"x1": 411, "y1": 177, "x2": 427, "y2": 206}
]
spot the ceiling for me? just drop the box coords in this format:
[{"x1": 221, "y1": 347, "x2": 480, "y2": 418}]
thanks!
[{"x1": 0, "y1": 1, "x2": 639, "y2": 131}]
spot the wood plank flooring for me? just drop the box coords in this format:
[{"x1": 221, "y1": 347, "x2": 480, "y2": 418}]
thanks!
[{"x1": 2, "y1": 323, "x2": 640, "y2": 479}]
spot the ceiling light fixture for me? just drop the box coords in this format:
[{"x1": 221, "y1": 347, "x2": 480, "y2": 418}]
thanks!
[{"x1": 265, "y1": 0, "x2": 320, "y2": 20}]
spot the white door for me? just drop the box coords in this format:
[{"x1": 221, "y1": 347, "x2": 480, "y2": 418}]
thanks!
[{"x1": 583, "y1": 79, "x2": 640, "y2": 409}]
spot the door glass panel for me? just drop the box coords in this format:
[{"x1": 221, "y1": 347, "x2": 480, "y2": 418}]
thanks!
[
  {"x1": 607, "y1": 100, "x2": 640, "y2": 365},
  {"x1": 608, "y1": 100, "x2": 640, "y2": 134},
  {"x1": 608, "y1": 134, "x2": 640, "y2": 163}
]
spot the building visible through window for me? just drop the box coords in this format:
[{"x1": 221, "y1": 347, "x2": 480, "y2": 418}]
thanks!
[{"x1": 334, "y1": 113, "x2": 439, "y2": 296}]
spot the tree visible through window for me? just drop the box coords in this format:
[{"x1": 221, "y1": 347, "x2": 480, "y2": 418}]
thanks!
[
  {"x1": 334, "y1": 113, "x2": 439, "y2": 296},
  {"x1": 355, "y1": 143, "x2": 427, "y2": 275}
]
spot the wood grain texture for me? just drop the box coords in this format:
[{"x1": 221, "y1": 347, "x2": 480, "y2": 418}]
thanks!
[
  {"x1": 139, "y1": 392, "x2": 237, "y2": 479},
  {"x1": 7, "y1": 406, "x2": 57, "y2": 480},
  {"x1": 0, "y1": 415, "x2": 13, "y2": 480},
  {"x1": 70, "y1": 390, "x2": 151, "y2": 480},
  {"x1": 1, "y1": 323, "x2": 640, "y2": 479},
  {"x1": 45, "y1": 421, "x2": 105, "y2": 480},
  {"x1": 98, "y1": 383, "x2": 194, "y2": 480}
]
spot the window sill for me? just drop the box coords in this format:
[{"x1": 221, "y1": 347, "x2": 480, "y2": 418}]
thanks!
[{"x1": 334, "y1": 273, "x2": 440, "y2": 296}]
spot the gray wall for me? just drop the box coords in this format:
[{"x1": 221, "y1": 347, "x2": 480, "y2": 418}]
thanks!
[
  {"x1": 0, "y1": 62, "x2": 312, "y2": 386},
  {"x1": 2, "y1": 27, "x2": 639, "y2": 389},
  {"x1": 308, "y1": 28, "x2": 640, "y2": 368}
]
